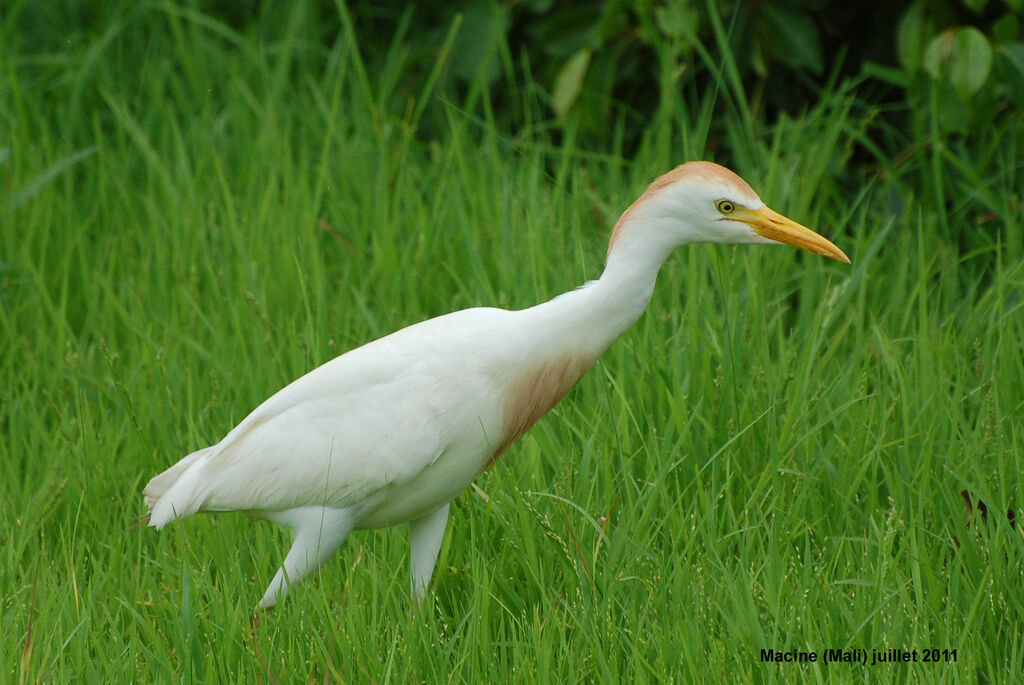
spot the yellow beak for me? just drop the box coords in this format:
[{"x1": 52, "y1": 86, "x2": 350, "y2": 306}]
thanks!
[{"x1": 737, "y1": 206, "x2": 851, "y2": 264}]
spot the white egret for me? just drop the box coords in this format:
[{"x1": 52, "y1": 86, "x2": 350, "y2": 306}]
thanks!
[{"x1": 144, "y1": 161, "x2": 849, "y2": 608}]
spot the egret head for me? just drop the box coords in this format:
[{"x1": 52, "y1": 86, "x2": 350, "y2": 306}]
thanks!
[{"x1": 609, "y1": 161, "x2": 850, "y2": 264}]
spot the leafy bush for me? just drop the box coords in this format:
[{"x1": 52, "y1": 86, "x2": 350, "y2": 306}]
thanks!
[{"x1": 4, "y1": 0, "x2": 1021, "y2": 258}]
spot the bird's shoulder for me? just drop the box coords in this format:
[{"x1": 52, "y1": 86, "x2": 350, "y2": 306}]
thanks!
[{"x1": 248, "y1": 305, "x2": 515, "y2": 415}]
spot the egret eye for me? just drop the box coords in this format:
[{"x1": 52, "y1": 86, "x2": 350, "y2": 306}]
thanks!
[{"x1": 716, "y1": 200, "x2": 736, "y2": 215}]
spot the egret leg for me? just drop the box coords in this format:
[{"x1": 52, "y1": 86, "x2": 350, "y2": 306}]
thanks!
[
  {"x1": 408, "y1": 503, "x2": 449, "y2": 596},
  {"x1": 258, "y1": 506, "x2": 354, "y2": 609}
]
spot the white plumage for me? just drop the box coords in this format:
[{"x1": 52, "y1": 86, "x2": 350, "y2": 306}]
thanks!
[{"x1": 145, "y1": 161, "x2": 849, "y2": 608}]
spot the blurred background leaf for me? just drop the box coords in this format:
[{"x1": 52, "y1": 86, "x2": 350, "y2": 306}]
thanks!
[{"x1": 923, "y1": 26, "x2": 993, "y2": 96}]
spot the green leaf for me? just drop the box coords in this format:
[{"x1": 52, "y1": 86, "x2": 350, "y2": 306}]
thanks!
[
  {"x1": 552, "y1": 47, "x2": 592, "y2": 118},
  {"x1": 897, "y1": 1, "x2": 935, "y2": 73},
  {"x1": 578, "y1": 42, "x2": 627, "y2": 136},
  {"x1": 761, "y1": 4, "x2": 824, "y2": 75},
  {"x1": 962, "y1": 0, "x2": 988, "y2": 13},
  {"x1": 451, "y1": 1, "x2": 508, "y2": 83},
  {"x1": 992, "y1": 14, "x2": 1020, "y2": 43},
  {"x1": 924, "y1": 27, "x2": 994, "y2": 96},
  {"x1": 1000, "y1": 42, "x2": 1024, "y2": 77},
  {"x1": 655, "y1": 1, "x2": 698, "y2": 40},
  {"x1": 528, "y1": 7, "x2": 601, "y2": 59},
  {"x1": 595, "y1": 1, "x2": 631, "y2": 43},
  {"x1": 998, "y1": 42, "x2": 1024, "y2": 104}
]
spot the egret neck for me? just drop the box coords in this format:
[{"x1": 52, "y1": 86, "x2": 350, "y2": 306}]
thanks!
[{"x1": 518, "y1": 213, "x2": 675, "y2": 361}]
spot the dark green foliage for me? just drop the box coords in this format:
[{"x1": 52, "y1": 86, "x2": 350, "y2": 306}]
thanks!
[{"x1": 5, "y1": 0, "x2": 1020, "y2": 260}]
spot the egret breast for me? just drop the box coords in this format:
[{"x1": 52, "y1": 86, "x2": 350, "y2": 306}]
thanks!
[{"x1": 484, "y1": 352, "x2": 596, "y2": 471}]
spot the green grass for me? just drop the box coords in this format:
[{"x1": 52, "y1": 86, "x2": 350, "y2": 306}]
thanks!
[{"x1": 3, "y1": 3, "x2": 1023, "y2": 683}]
